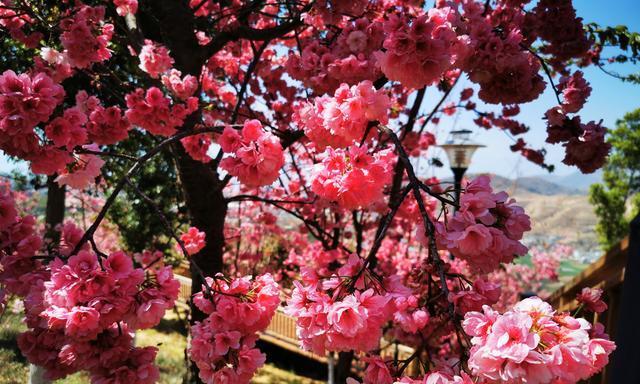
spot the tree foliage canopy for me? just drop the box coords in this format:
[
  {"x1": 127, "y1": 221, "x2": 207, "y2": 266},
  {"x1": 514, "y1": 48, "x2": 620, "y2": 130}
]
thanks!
[{"x1": 590, "y1": 108, "x2": 640, "y2": 249}]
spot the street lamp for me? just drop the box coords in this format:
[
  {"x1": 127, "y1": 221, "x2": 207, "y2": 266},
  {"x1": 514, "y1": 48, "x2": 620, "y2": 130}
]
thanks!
[{"x1": 437, "y1": 129, "x2": 485, "y2": 210}]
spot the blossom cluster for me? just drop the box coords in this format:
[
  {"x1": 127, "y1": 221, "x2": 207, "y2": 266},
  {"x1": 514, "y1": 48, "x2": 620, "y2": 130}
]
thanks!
[
  {"x1": 532, "y1": 0, "x2": 592, "y2": 61},
  {"x1": 463, "y1": 297, "x2": 615, "y2": 383},
  {"x1": 376, "y1": 9, "x2": 468, "y2": 89},
  {"x1": 0, "y1": 182, "x2": 43, "y2": 298},
  {"x1": 558, "y1": 71, "x2": 592, "y2": 114},
  {"x1": 545, "y1": 111, "x2": 611, "y2": 174},
  {"x1": 54, "y1": 144, "x2": 105, "y2": 189},
  {"x1": 36, "y1": 47, "x2": 74, "y2": 82},
  {"x1": 16, "y1": 248, "x2": 179, "y2": 380},
  {"x1": 86, "y1": 104, "x2": 131, "y2": 145},
  {"x1": 0, "y1": 180, "x2": 180, "y2": 383},
  {"x1": 59, "y1": 5, "x2": 113, "y2": 69},
  {"x1": 310, "y1": 145, "x2": 394, "y2": 210},
  {"x1": 189, "y1": 273, "x2": 280, "y2": 384},
  {"x1": 286, "y1": 255, "x2": 396, "y2": 354},
  {"x1": 0, "y1": 0, "x2": 34, "y2": 42},
  {"x1": 390, "y1": 292, "x2": 431, "y2": 334},
  {"x1": 181, "y1": 133, "x2": 213, "y2": 163},
  {"x1": 462, "y1": 2, "x2": 545, "y2": 105},
  {"x1": 219, "y1": 119, "x2": 285, "y2": 188},
  {"x1": 286, "y1": 18, "x2": 384, "y2": 94},
  {"x1": 113, "y1": 0, "x2": 138, "y2": 16},
  {"x1": 436, "y1": 175, "x2": 531, "y2": 272},
  {"x1": 138, "y1": 40, "x2": 175, "y2": 78},
  {"x1": 0, "y1": 70, "x2": 64, "y2": 158},
  {"x1": 125, "y1": 87, "x2": 198, "y2": 137},
  {"x1": 162, "y1": 69, "x2": 198, "y2": 100},
  {"x1": 0, "y1": 70, "x2": 112, "y2": 185},
  {"x1": 179, "y1": 226, "x2": 206, "y2": 255},
  {"x1": 577, "y1": 287, "x2": 608, "y2": 314},
  {"x1": 294, "y1": 80, "x2": 390, "y2": 149}
]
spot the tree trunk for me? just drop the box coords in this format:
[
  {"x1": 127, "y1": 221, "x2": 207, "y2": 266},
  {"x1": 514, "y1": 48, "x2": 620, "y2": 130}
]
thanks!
[
  {"x1": 45, "y1": 176, "x2": 65, "y2": 244},
  {"x1": 335, "y1": 351, "x2": 354, "y2": 383},
  {"x1": 172, "y1": 143, "x2": 227, "y2": 383},
  {"x1": 28, "y1": 364, "x2": 50, "y2": 384},
  {"x1": 29, "y1": 177, "x2": 66, "y2": 384},
  {"x1": 136, "y1": 2, "x2": 226, "y2": 382}
]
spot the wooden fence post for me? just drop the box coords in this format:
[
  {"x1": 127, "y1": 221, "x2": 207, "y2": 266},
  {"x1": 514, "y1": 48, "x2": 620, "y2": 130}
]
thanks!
[{"x1": 609, "y1": 213, "x2": 640, "y2": 382}]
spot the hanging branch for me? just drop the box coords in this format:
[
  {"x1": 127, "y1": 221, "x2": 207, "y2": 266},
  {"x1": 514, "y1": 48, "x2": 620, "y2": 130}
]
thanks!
[
  {"x1": 123, "y1": 176, "x2": 215, "y2": 297},
  {"x1": 418, "y1": 76, "x2": 460, "y2": 134},
  {"x1": 69, "y1": 125, "x2": 232, "y2": 257},
  {"x1": 378, "y1": 125, "x2": 456, "y2": 316},
  {"x1": 525, "y1": 46, "x2": 563, "y2": 105},
  {"x1": 231, "y1": 40, "x2": 271, "y2": 122}
]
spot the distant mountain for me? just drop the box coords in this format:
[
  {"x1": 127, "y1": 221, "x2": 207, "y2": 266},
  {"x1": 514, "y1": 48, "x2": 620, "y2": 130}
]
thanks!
[
  {"x1": 546, "y1": 170, "x2": 603, "y2": 192},
  {"x1": 469, "y1": 174, "x2": 583, "y2": 196}
]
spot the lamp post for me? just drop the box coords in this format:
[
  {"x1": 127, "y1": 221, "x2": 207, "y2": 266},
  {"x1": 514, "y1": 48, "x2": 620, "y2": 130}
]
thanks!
[{"x1": 437, "y1": 130, "x2": 485, "y2": 211}]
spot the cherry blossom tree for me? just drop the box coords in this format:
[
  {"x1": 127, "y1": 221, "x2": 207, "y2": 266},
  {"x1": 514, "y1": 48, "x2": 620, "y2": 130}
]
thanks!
[{"x1": 0, "y1": 0, "x2": 636, "y2": 383}]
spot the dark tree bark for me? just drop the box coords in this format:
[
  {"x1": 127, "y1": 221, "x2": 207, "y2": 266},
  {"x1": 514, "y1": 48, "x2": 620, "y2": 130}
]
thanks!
[
  {"x1": 335, "y1": 351, "x2": 354, "y2": 383},
  {"x1": 609, "y1": 213, "x2": 640, "y2": 382},
  {"x1": 138, "y1": 1, "x2": 208, "y2": 76},
  {"x1": 45, "y1": 176, "x2": 65, "y2": 244},
  {"x1": 172, "y1": 142, "x2": 227, "y2": 314},
  {"x1": 137, "y1": 3, "x2": 228, "y2": 382},
  {"x1": 31, "y1": 177, "x2": 65, "y2": 384},
  {"x1": 172, "y1": 142, "x2": 227, "y2": 384}
]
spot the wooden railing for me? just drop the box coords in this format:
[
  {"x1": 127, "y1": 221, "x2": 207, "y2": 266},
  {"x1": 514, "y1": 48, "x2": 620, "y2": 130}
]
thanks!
[
  {"x1": 174, "y1": 274, "x2": 193, "y2": 310},
  {"x1": 547, "y1": 237, "x2": 629, "y2": 384},
  {"x1": 174, "y1": 275, "x2": 418, "y2": 373}
]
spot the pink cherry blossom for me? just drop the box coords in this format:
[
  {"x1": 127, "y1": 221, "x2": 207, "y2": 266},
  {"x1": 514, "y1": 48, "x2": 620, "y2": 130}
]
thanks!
[
  {"x1": 181, "y1": 134, "x2": 212, "y2": 163},
  {"x1": 161, "y1": 69, "x2": 198, "y2": 100},
  {"x1": 60, "y1": 5, "x2": 113, "y2": 69},
  {"x1": 311, "y1": 145, "x2": 394, "y2": 209},
  {"x1": 293, "y1": 80, "x2": 390, "y2": 148},
  {"x1": 44, "y1": 108, "x2": 87, "y2": 149},
  {"x1": 435, "y1": 175, "x2": 530, "y2": 272},
  {"x1": 0, "y1": 70, "x2": 64, "y2": 148},
  {"x1": 376, "y1": 10, "x2": 468, "y2": 89},
  {"x1": 219, "y1": 120, "x2": 285, "y2": 188},
  {"x1": 87, "y1": 105, "x2": 131, "y2": 145},
  {"x1": 559, "y1": 71, "x2": 591, "y2": 113},
  {"x1": 179, "y1": 226, "x2": 206, "y2": 255},
  {"x1": 125, "y1": 87, "x2": 197, "y2": 136},
  {"x1": 113, "y1": 0, "x2": 138, "y2": 16},
  {"x1": 576, "y1": 287, "x2": 608, "y2": 314},
  {"x1": 138, "y1": 40, "x2": 174, "y2": 78},
  {"x1": 189, "y1": 273, "x2": 279, "y2": 383},
  {"x1": 464, "y1": 297, "x2": 615, "y2": 383},
  {"x1": 55, "y1": 145, "x2": 105, "y2": 190},
  {"x1": 362, "y1": 356, "x2": 393, "y2": 384}
]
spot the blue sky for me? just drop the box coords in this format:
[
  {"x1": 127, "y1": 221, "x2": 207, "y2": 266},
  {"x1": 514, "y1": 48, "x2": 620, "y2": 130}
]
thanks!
[{"x1": 2, "y1": 1, "x2": 639, "y2": 180}]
